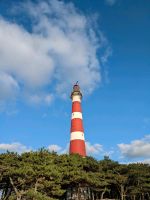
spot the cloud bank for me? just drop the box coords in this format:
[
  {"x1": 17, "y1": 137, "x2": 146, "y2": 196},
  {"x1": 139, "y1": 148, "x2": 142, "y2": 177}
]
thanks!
[
  {"x1": 0, "y1": 141, "x2": 104, "y2": 157},
  {"x1": 48, "y1": 144, "x2": 62, "y2": 152},
  {"x1": 86, "y1": 142, "x2": 103, "y2": 155},
  {"x1": 0, "y1": 0, "x2": 110, "y2": 107},
  {"x1": 118, "y1": 135, "x2": 150, "y2": 158},
  {"x1": 0, "y1": 142, "x2": 31, "y2": 154}
]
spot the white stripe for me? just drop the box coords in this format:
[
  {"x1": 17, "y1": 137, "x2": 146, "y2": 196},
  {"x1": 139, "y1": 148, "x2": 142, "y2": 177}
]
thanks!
[
  {"x1": 72, "y1": 112, "x2": 82, "y2": 119},
  {"x1": 72, "y1": 95, "x2": 81, "y2": 102},
  {"x1": 70, "y1": 131, "x2": 85, "y2": 141}
]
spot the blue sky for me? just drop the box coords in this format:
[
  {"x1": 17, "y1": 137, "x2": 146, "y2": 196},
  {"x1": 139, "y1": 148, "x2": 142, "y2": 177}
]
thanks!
[{"x1": 0, "y1": 0, "x2": 150, "y2": 163}]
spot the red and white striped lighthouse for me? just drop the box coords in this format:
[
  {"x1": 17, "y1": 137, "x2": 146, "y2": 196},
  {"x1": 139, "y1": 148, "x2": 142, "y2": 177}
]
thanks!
[{"x1": 69, "y1": 83, "x2": 86, "y2": 157}]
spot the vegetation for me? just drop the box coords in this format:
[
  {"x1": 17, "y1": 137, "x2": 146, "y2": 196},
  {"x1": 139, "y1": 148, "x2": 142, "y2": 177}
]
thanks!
[{"x1": 0, "y1": 150, "x2": 150, "y2": 200}]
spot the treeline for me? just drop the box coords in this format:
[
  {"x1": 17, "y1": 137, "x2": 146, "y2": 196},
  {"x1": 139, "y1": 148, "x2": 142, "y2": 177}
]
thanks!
[{"x1": 0, "y1": 149, "x2": 150, "y2": 200}]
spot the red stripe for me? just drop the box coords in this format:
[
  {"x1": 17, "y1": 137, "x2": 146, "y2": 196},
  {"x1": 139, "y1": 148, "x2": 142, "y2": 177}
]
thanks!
[
  {"x1": 71, "y1": 118, "x2": 84, "y2": 132},
  {"x1": 72, "y1": 101, "x2": 82, "y2": 113},
  {"x1": 69, "y1": 140, "x2": 86, "y2": 157}
]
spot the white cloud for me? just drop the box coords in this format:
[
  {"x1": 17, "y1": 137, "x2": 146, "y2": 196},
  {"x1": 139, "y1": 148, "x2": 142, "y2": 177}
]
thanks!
[
  {"x1": 48, "y1": 144, "x2": 62, "y2": 152},
  {"x1": 101, "y1": 47, "x2": 112, "y2": 64},
  {"x1": 59, "y1": 143, "x2": 69, "y2": 154},
  {"x1": 0, "y1": 19, "x2": 54, "y2": 89},
  {"x1": 0, "y1": 72, "x2": 19, "y2": 100},
  {"x1": 0, "y1": 142, "x2": 31, "y2": 153},
  {"x1": 0, "y1": 0, "x2": 110, "y2": 107},
  {"x1": 120, "y1": 159, "x2": 150, "y2": 165},
  {"x1": 45, "y1": 94, "x2": 54, "y2": 105},
  {"x1": 0, "y1": 142, "x2": 62, "y2": 154},
  {"x1": 142, "y1": 159, "x2": 150, "y2": 164},
  {"x1": 118, "y1": 135, "x2": 150, "y2": 158},
  {"x1": 105, "y1": 0, "x2": 117, "y2": 6},
  {"x1": 86, "y1": 142, "x2": 103, "y2": 155},
  {"x1": 27, "y1": 93, "x2": 54, "y2": 106}
]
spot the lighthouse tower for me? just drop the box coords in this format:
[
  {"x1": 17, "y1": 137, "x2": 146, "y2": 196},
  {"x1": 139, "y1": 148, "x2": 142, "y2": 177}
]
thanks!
[{"x1": 69, "y1": 83, "x2": 86, "y2": 157}]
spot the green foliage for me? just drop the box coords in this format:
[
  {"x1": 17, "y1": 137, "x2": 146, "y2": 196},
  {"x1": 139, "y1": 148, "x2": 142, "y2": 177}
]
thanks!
[{"x1": 0, "y1": 151, "x2": 150, "y2": 200}]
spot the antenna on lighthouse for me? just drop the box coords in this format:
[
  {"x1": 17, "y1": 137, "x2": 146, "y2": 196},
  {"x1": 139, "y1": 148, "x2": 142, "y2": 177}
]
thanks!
[{"x1": 69, "y1": 83, "x2": 86, "y2": 157}]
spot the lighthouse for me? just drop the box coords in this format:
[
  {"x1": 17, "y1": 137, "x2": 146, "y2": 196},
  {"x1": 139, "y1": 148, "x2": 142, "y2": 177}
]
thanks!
[{"x1": 69, "y1": 83, "x2": 86, "y2": 157}]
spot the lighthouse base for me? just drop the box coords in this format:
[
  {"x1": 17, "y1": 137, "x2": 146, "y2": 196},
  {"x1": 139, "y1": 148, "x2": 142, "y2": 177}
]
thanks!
[{"x1": 69, "y1": 140, "x2": 86, "y2": 157}]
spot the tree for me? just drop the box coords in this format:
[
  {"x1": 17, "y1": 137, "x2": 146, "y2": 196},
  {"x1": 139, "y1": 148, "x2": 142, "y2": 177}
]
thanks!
[{"x1": 0, "y1": 151, "x2": 150, "y2": 200}]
